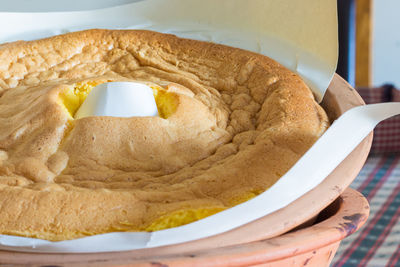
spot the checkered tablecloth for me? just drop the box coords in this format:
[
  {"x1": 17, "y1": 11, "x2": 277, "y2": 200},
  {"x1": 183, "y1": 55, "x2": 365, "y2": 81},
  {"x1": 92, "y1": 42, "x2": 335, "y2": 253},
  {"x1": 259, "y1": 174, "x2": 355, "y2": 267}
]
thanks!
[{"x1": 332, "y1": 154, "x2": 400, "y2": 267}]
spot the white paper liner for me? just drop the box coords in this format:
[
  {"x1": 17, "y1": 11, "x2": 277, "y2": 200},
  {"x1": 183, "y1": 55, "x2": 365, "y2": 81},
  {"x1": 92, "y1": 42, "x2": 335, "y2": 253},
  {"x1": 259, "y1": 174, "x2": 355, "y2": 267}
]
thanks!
[{"x1": 1, "y1": 0, "x2": 397, "y2": 253}]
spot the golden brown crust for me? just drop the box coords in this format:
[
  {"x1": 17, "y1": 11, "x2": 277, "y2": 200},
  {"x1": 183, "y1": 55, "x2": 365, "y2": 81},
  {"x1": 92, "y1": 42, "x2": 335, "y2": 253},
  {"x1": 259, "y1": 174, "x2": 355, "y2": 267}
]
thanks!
[{"x1": 0, "y1": 29, "x2": 329, "y2": 240}]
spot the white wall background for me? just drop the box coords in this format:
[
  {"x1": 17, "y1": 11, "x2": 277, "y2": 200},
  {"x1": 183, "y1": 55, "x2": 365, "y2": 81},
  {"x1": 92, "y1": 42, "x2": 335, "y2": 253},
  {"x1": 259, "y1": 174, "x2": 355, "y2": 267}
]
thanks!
[{"x1": 373, "y1": 0, "x2": 400, "y2": 87}]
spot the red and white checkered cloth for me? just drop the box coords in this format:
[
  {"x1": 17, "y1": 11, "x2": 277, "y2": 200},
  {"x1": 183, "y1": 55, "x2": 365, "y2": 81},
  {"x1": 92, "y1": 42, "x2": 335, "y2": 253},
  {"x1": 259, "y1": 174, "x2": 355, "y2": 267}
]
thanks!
[
  {"x1": 332, "y1": 154, "x2": 400, "y2": 267},
  {"x1": 356, "y1": 85, "x2": 400, "y2": 153}
]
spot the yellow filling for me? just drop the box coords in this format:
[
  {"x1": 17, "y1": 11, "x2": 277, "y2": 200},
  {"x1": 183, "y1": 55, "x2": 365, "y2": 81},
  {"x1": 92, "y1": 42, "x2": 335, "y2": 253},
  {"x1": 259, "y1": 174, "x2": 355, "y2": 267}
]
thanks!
[
  {"x1": 59, "y1": 81, "x2": 103, "y2": 117},
  {"x1": 145, "y1": 207, "x2": 225, "y2": 232},
  {"x1": 153, "y1": 88, "x2": 179, "y2": 119},
  {"x1": 59, "y1": 81, "x2": 178, "y2": 119},
  {"x1": 145, "y1": 190, "x2": 264, "y2": 231}
]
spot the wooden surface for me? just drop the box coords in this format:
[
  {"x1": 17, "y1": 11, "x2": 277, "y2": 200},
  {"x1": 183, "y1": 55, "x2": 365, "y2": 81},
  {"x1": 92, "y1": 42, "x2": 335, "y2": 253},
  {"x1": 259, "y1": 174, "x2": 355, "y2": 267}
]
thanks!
[
  {"x1": 0, "y1": 74, "x2": 373, "y2": 266},
  {"x1": 356, "y1": 0, "x2": 373, "y2": 87}
]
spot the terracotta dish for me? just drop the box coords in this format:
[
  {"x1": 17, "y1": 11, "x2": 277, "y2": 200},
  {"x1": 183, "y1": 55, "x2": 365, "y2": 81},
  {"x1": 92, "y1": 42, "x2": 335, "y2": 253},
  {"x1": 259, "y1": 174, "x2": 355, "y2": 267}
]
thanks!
[{"x1": 0, "y1": 28, "x2": 372, "y2": 264}]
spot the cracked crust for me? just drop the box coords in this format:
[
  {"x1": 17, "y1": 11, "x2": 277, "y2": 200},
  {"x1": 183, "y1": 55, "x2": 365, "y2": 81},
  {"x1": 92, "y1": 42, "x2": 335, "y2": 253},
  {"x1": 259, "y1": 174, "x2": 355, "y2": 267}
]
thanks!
[{"x1": 0, "y1": 29, "x2": 329, "y2": 240}]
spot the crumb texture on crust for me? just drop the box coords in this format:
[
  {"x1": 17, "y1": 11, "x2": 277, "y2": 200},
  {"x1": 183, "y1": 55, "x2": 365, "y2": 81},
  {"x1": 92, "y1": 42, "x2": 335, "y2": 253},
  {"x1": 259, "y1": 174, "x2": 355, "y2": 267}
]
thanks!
[{"x1": 0, "y1": 29, "x2": 329, "y2": 241}]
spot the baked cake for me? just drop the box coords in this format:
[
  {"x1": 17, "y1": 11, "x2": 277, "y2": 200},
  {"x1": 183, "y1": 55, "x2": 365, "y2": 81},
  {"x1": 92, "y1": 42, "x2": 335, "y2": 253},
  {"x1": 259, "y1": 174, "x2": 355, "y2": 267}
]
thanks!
[{"x1": 0, "y1": 29, "x2": 329, "y2": 240}]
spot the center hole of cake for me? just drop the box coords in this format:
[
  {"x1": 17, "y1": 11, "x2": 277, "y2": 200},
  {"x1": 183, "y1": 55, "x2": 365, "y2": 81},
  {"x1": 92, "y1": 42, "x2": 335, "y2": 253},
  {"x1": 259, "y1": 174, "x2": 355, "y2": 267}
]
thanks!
[{"x1": 59, "y1": 81, "x2": 178, "y2": 119}]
